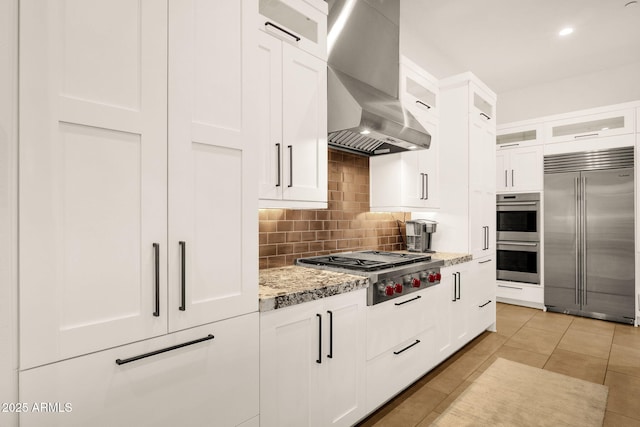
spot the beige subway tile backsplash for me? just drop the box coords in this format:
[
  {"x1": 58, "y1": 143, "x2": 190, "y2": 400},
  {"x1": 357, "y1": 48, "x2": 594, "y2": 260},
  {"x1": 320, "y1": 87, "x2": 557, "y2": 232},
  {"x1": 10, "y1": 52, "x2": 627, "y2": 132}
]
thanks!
[{"x1": 258, "y1": 149, "x2": 410, "y2": 269}]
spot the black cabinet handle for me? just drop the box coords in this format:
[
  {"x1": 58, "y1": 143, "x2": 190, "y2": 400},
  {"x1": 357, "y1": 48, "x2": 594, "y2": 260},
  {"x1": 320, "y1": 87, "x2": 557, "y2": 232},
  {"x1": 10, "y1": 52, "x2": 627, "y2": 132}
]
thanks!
[
  {"x1": 288, "y1": 145, "x2": 293, "y2": 188},
  {"x1": 265, "y1": 21, "x2": 301, "y2": 42},
  {"x1": 179, "y1": 241, "x2": 186, "y2": 311},
  {"x1": 424, "y1": 173, "x2": 428, "y2": 200},
  {"x1": 316, "y1": 313, "x2": 322, "y2": 364},
  {"x1": 480, "y1": 112, "x2": 492, "y2": 120},
  {"x1": 393, "y1": 339, "x2": 420, "y2": 355},
  {"x1": 327, "y1": 310, "x2": 333, "y2": 359},
  {"x1": 275, "y1": 143, "x2": 281, "y2": 187},
  {"x1": 395, "y1": 295, "x2": 422, "y2": 306},
  {"x1": 153, "y1": 243, "x2": 160, "y2": 317},
  {"x1": 452, "y1": 273, "x2": 457, "y2": 302},
  {"x1": 574, "y1": 133, "x2": 599, "y2": 139},
  {"x1": 478, "y1": 258, "x2": 492, "y2": 264},
  {"x1": 415, "y1": 100, "x2": 432, "y2": 109},
  {"x1": 479, "y1": 300, "x2": 492, "y2": 308},
  {"x1": 419, "y1": 173, "x2": 425, "y2": 199},
  {"x1": 456, "y1": 272, "x2": 461, "y2": 300},
  {"x1": 115, "y1": 334, "x2": 214, "y2": 365}
]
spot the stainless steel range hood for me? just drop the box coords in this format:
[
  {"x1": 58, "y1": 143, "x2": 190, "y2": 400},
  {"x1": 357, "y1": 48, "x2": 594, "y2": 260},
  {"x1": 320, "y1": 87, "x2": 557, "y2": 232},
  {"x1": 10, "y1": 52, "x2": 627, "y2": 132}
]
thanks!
[{"x1": 327, "y1": 0, "x2": 431, "y2": 156}]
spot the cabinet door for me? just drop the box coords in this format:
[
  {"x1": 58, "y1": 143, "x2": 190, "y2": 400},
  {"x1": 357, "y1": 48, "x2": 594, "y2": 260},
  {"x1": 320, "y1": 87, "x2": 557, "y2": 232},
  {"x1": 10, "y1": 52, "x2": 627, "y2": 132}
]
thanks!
[
  {"x1": 469, "y1": 257, "x2": 497, "y2": 337},
  {"x1": 496, "y1": 151, "x2": 509, "y2": 192},
  {"x1": 281, "y1": 43, "x2": 328, "y2": 203},
  {"x1": 260, "y1": 301, "x2": 322, "y2": 427},
  {"x1": 509, "y1": 146, "x2": 543, "y2": 192},
  {"x1": 435, "y1": 267, "x2": 457, "y2": 359},
  {"x1": 19, "y1": 0, "x2": 168, "y2": 369},
  {"x1": 323, "y1": 291, "x2": 366, "y2": 427},
  {"x1": 20, "y1": 313, "x2": 259, "y2": 427},
  {"x1": 257, "y1": 31, "x2": 284, "y2": 201},
  {"x1": 168, "y1": 0, "x2": 259, "y2": 332}
]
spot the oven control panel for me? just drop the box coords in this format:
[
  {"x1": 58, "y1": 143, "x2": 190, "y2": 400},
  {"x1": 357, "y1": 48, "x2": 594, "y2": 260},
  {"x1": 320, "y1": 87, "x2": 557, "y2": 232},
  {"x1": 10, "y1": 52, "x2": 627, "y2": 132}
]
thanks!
[{"x1": 371, "y1": 268, "x2": 441, "y2": 305}]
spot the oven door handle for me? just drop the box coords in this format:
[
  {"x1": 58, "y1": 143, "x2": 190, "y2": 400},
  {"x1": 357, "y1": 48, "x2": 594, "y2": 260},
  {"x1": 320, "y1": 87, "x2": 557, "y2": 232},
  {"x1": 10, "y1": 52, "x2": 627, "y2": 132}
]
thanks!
[
  {"x1": 496, "y1": 201, "x2": 538, "y2": 206},
  {"x1": 497, "y1": 241, "x2": 538, "y2": 247}
]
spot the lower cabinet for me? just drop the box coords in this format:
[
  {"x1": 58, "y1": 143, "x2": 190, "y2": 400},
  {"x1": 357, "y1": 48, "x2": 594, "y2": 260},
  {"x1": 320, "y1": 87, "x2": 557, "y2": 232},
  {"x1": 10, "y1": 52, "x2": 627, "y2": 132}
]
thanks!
[
  {"x1": 260, "y1": 289, "x2": 366, "y2": 427},
  {"x1": 19, "y1": 312, "x2": 259, "y2": 427},
  {"x1": 469, "y1": 257, "x2": 497, "y2": 337}
]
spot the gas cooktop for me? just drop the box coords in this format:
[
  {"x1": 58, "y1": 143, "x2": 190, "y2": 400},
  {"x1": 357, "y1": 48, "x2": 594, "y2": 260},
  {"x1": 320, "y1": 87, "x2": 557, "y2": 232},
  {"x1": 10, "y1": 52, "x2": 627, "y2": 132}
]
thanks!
[{"x1": 296, "y1": 250, "x2": 431, "y2": 272}]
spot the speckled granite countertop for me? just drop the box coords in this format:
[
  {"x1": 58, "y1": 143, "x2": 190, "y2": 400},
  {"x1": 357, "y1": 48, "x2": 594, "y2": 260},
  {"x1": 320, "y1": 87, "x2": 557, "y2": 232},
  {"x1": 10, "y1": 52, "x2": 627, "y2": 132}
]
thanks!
[
  {"x1": 259, "y1": 266, "x2": 369, "y2": 312},
  {"x1": 430, "y1": 252, "x2": 473, "y2": 267}
]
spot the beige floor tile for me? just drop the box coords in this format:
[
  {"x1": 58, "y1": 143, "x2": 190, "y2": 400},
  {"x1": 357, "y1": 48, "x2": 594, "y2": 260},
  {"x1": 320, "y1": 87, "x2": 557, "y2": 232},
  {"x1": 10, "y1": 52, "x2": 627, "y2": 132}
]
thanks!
[
  {"x1": 432, "y1": 380, "x2": 473, "y2": 414},
  {"x1": 609, "y1": 343, "x2": 640, "y2": 379},
  {"x1": 524, "y1": 310, "x2": 574, "y2": 333},
  {"x1": 464, "y1": 331, "x2": 507, "y2": 358},
  {"x1": 557, "y1": 328, "x2": 613, "y2": 359},
  {"x1": 605, "y1": 370, "x2": 640, "y2": 421},
  {"x1": 498, "y1": 304, "x2": 538, "y2": 323},
  {"x1": 495, "y1": 317, "x2": 523, "y2": 338},
  {"x1": 416, "y1": 411, "x2": 441, "y2": 427},
  {"x1": 568, "y1": 316, "x2": 615, "y2": 337},
  {"x1": 603, "y1": 411, "x2": 640, "y2": 426},
  {"x1": 424, "y1": 370, "x2": 466, "y2": 395},
  {"x1": 372, "y1": 385, "x2": 447, "y2": 427},
  {"x1": 543, "y1": 348, "x2": 608, "y2": 384},
  {"x1": 504, "y1": 325, "x2": 564, "y2": 355},
  {"x1": 613, "y1": 324, "x2": 640, "y2": 350},
  {"x1": 492, "y1": 345, "x2": 549, "y2": 368}
]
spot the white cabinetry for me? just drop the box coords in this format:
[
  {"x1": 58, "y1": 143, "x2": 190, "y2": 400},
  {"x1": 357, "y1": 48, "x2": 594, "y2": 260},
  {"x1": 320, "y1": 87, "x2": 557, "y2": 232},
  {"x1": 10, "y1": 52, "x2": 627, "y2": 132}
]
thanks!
[
  {"x1": 370, "y1": 60, "x2": 439, "y2": 211},
  {"x1": 496, "y1": 145, "x2": 543, "y2": 193},
  {"x1": 257, "y1": 2, "x2": 328, "y2": 209},
  {"x1": 544, "y1": 108, "x2": 635, "y2": 144},
  {"x1": 260, "y1": 290, "x2": 366, "y2": 427},
  {"x1": 19, "y1": 1, "x2": 259, "y2": 424},
  {"x1": 20, "y1": 313, "x2": 259, "y2": 427}
]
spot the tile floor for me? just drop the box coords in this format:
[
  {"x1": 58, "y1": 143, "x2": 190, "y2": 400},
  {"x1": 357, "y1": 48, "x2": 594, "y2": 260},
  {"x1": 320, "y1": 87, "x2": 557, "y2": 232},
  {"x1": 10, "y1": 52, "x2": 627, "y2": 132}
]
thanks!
[{"x1": 356, "y1": 303, "x2": 640, "y2": 427}]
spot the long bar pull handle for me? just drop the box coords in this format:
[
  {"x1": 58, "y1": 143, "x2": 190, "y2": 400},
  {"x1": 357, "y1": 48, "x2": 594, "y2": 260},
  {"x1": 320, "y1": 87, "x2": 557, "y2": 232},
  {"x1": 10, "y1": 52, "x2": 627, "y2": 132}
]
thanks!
[
  {"x1": 479, "y1": 300, "x2": 492, "y2": 308},
  {"x1": 424, "y1": 173, "x2": 429, "y2": 200},
  {"x1": 116, "y1": 334, "x2": 214, "y2": 365},
  {"x1": 478, "y1": 259, "x2": 492, "y2": 264},
  {"x1": 505, "y1": 170, "x2": 508, "y2": 187},
  {"x1": 275, "y1": 143, "x2": 281, "y2": 187},
  {"x1": 316, "y1": 313, "x2": 322, "y2": 364},
  {"x1": 486, "y1": 226, "x2": 490, "y2": 250},
  {"x1": 395, "y1": 295, "x2": 422, "y2": 306},
  {"x1": 582, "y1": 176, "x2": 588, "y2": 306},
  {"x1": 511, "y1": 169, "x2": 514, "y2": 187},
  {"x1": 499, "y1": 143, "x2": 520, "y2": 148},
  {"x1": 153, "y1": 243, "x2": 160, "y2": 317},
  {"x1": 415, "y1": 100, "x2": 432, "y2": 109},
  {"x1": 264, "y1": 22, "x2": 301, "y2": 42},
  {"x1": 480, "y1": 112, "x2": 492, "y2": 121},
  {"x1": 457, "y1": 272, "x2": 462, "y2": 300},
  {"x1": 179, "y1": 241, "x2": 186, "y2": 311},
  {"x1": 419, "y1": 173, "x2": 425, "y2": 199},
  {"x1": 393, "y1": 340, "x2": 420, "y2": 355},
  {"x1": 574, "y1": 177, "x2": 580, "y2": 305},
  {"x1": 574, "y1": 133, "x2": 599, "y2": 139},
  {"x1": 452, "y1": 273, "x2": 457, "y2": 302},
  {"x1": 288, "y1": 145, "x2": 293, "y2": 188},
  {"x1": 327, "y1": 310, "x2": 333, "y2": 359}
]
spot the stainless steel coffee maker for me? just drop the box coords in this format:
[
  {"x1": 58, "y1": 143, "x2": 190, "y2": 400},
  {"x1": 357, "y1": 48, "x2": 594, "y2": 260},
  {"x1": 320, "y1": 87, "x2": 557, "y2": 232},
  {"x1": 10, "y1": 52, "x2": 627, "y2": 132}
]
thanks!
[{"x1": 406, "y1": 219, "x2": 437, "y2": 253}]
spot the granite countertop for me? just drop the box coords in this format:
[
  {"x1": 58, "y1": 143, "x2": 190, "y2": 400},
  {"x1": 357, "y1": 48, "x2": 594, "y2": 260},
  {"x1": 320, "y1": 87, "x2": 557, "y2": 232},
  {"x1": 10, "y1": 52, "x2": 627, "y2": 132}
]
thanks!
[
  {"x1": 259, "y1": 266, "x2": 369, "y2": 312},
  {"x1": 258, "y1": 251, "x2": 472, "y2": 312}
]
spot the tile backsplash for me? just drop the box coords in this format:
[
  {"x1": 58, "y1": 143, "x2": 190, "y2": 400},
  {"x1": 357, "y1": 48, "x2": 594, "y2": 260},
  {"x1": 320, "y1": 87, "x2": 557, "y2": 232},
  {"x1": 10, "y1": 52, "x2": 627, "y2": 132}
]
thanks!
[{"x1": 259, "y1": 149, "x2": 411, "y2": 269}]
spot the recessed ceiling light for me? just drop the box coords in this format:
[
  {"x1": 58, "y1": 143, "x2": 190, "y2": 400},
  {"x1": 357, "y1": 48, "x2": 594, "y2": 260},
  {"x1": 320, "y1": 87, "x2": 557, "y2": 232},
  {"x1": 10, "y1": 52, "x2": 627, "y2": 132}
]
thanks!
[{"x1": 559, "y1": 27, "x2": 574, "y2": 36}]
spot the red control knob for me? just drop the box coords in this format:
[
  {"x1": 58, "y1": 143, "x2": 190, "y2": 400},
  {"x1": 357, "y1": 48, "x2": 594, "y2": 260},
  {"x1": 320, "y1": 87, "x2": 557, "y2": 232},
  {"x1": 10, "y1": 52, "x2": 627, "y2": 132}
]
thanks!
[
  {"x1": 435, "y1": 273, "x2": 442, "y2": 281},
  {"x1": 411, "y1": 278, "x2": 421, "y2": 288},
  {"x1": 428, "y1": 274, "x2": 436, "y2": 283},
  {"x1": 394, "y1": 283, "x2": 403, "y2": 294},
  {"x1": 385, "y1": 285, "x2": 394, "y2": 296}
]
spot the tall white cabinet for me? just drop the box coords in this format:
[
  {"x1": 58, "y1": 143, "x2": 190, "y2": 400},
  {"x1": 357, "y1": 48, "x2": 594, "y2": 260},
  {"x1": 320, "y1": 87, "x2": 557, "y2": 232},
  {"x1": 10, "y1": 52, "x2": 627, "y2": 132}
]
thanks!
[
  {"x1": 257, "y1": 0, "x2": 328, "y2": 209},
  {"x1": 18, "y1": 1, "x2": 259, "y2": 425}
]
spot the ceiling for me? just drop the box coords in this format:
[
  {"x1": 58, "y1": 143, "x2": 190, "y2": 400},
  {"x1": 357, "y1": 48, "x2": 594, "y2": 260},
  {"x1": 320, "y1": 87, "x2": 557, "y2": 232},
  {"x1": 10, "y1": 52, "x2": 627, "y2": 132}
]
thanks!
[{"x1": 402, "y1": 0, "x2": 640, "y2": 94}]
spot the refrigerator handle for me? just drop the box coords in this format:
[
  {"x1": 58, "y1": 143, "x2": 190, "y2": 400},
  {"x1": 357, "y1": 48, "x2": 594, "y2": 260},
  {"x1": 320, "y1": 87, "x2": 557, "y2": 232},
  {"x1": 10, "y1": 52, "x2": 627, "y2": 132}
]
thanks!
[
  {"x1": 574, "y1": 177, "x2": 580, "y2": 305},
  {"x1": 582, "y1": 176, "x2": 587, "y2": 306}
]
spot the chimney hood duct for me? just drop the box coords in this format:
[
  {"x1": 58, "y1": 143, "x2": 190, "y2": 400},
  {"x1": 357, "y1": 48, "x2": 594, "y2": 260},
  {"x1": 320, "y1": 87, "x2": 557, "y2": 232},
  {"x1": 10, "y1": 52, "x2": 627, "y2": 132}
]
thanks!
[{"x1": 327, "y1": 0, "x2": 431, "y2": 156}]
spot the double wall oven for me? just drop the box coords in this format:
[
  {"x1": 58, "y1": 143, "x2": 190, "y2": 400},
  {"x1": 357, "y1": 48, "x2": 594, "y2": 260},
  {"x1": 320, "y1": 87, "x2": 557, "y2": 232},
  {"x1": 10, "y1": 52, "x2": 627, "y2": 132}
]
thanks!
[{"x1": 496, "y1": 193, "x2": 541, "y2": 284}]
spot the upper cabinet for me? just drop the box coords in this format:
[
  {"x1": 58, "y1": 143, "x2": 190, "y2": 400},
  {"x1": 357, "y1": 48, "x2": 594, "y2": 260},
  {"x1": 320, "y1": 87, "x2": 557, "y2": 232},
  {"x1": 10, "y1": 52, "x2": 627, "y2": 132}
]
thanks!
[
  {"x1": 258, "y1": 0, "x2": 328, "y2": 60},
  {"x1": 496, "y1": 124, "x2": 543, "y2": 193},
  {"x1": 544, "y1": 108, "x2": 635, "y2": 144},
  {"x1": 370, "y1": 59, "x2": 440, "y2": 211},
  {"x1": 19, "y1": 0, "x2": 258, "y2": 370},
  {"x1": 258, "y1": 0, "x2": 328, "y2": 209}
]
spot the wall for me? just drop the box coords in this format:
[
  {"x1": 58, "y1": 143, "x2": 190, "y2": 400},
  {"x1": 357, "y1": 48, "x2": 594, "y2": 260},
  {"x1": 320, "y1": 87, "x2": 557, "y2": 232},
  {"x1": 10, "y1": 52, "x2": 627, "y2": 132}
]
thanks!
[
  {"x1": 0, "y1": 0, "x2": 18, "y2": 425},
  {"x1": 498, "y1": 61, "x2": 640, "y2": 124},
  {"x1": 259, "y1": 149, "x2": 410, "y2": 269}
]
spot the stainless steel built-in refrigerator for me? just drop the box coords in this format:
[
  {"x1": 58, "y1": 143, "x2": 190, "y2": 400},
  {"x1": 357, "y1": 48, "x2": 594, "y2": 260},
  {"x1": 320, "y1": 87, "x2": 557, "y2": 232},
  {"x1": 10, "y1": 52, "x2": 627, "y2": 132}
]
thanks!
[{"x1": 544, "y1": 147, "x2": 635, "y2": 324}]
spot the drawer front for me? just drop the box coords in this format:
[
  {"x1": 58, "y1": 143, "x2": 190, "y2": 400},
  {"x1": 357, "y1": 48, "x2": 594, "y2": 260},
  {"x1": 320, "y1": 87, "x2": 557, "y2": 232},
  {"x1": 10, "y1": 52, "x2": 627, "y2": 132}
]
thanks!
[
  {"x1": 20, "y1": 313, "x2": 259, "y2": 427},
  {"x1": 365, "y1": 327, "x2": 437, "y2": 413},
  {"x1": 470, "y1": 298, "x2": 496, "y2": 338},
  {"x1": 366, "y1": 287, "x2": 437, "y2": 360},
  {"x1": 497, "y1": 282, "x2": 544, "y2": 304}
]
